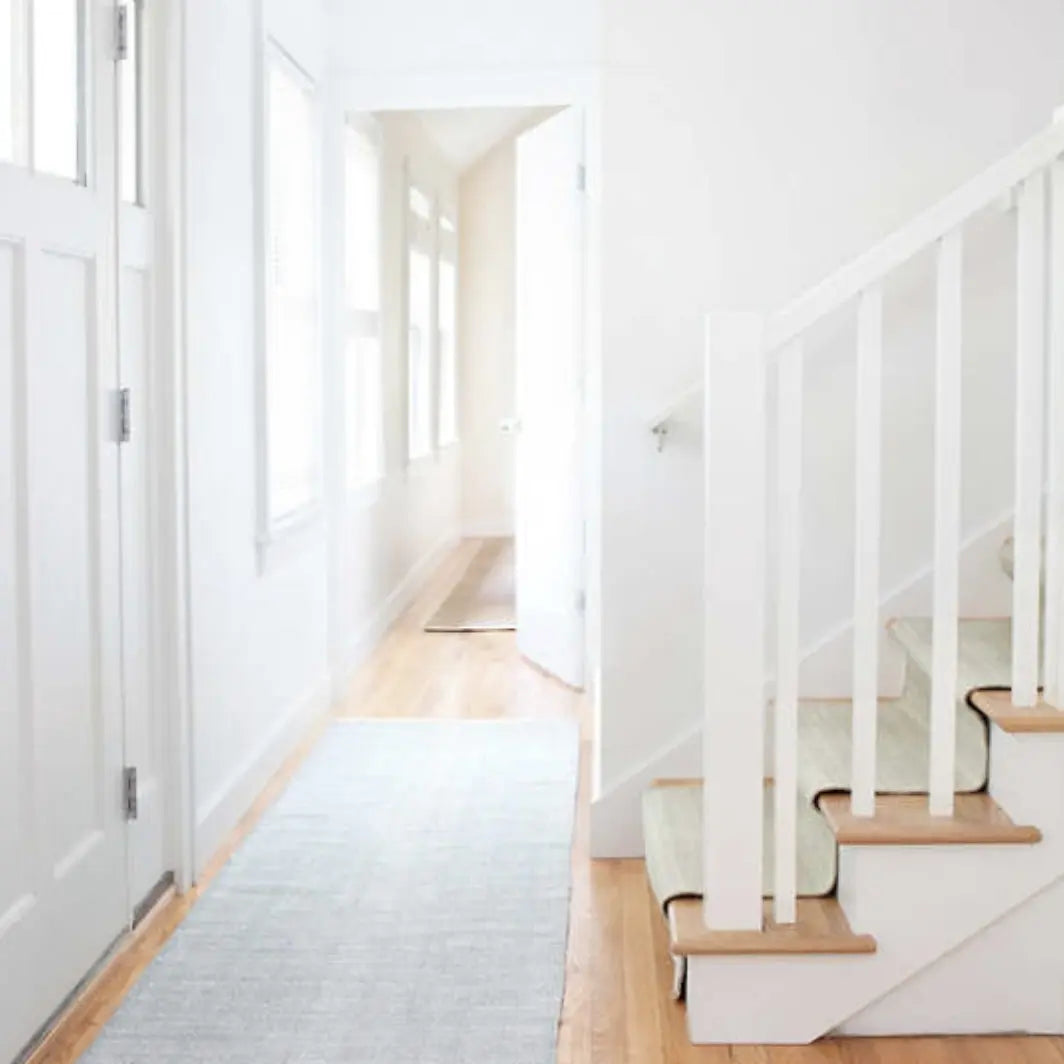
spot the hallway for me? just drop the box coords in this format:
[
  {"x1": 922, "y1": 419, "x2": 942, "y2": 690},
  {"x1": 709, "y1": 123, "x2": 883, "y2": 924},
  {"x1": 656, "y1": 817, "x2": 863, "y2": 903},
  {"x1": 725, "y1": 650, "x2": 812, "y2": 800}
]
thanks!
[{"x1": 25, "y1": 542, "x2": 1064, "y2": 1064}]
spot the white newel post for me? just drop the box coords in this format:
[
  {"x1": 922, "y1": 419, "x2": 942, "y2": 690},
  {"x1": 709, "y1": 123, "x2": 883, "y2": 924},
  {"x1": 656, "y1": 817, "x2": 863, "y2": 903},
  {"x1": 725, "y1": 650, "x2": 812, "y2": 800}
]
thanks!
[{"x1": 703, "y1": 312, "x2": 767, "y2": 932}]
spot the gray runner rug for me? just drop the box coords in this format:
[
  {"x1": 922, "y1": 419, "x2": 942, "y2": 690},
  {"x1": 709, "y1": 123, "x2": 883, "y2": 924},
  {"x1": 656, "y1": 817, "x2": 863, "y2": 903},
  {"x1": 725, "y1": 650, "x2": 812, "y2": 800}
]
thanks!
[{"x1": 82, "y1": 720, "x2": 578, "y2": 1064}]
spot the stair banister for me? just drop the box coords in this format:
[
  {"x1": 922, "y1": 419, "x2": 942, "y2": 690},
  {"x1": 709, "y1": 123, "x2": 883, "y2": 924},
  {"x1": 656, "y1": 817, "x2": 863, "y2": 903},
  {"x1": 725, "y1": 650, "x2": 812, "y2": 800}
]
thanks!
[
  {"x1": 850, "y1": 286, "x2": 884, "y2": 818},
  {"x1": 773, "y1": 341, "x2": 803, "y2": 926},
  {"x1": 1045, "y1": 160, "x2": 1064, "y2": 708},
  {"x1": 1012, "y1": 173, "x2": 1048, "y2": 708},
  {"x1": 699, "y1": 111, "x2": 1064, "y2": 932},
  {"x1": 928, "y1": 229, "x2": 963, "y2": 815},
  {"x1": 702, "y1": 312, "x2": 767, "y2": 932},
  {"x1": 762, "y1": 114, "x2": 1064, "y2": 357},
  {"x1": 653, "y1": 113, "x2": 1064, "y2": 442}
]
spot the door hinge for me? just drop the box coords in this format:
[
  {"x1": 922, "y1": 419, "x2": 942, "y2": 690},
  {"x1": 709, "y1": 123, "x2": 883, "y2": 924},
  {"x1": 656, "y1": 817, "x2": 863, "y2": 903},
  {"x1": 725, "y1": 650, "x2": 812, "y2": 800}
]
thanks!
[
  {"x1": 576, "y1": 163, "x2": 587, "y2": 192},
  {"x1": 115, "y1": 5, "x2": 130, "y2": 62},
  {"x1": 123, "y1": 766, "x2": 139, "y2": 820},
  {"x1": 119, "y1": 387, "x2": 131, "y2": 443}
]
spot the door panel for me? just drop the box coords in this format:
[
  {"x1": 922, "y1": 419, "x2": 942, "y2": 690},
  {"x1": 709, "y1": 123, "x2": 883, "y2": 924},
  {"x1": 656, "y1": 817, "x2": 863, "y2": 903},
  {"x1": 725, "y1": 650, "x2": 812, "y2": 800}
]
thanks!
[
  {"x1": 0, "y1": 2, "x2": 129, "y2": 1059},
  {"x1": 514, "y1": 108, "x2": 586, "y2": 689}
]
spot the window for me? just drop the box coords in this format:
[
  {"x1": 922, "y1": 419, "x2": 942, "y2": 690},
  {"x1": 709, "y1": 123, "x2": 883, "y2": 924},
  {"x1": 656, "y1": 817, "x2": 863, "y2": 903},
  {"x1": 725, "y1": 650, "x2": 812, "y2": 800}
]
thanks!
[
  {"x1": 119, "y1": 0, "x2": 144, "y2": 204},
  {"x1": 32, "y1": 0, "x2": 83, "y2": 181},
  {"x1": 263, "y1": 44, "x2": 319, "y2": 528},
  {"x1": 0, "y1": 0, "x2": 84, "y2": 178},
  {"x1": 343, "y1": 118, "x2": 383, "y2": 492},
  {"x1": 0, "y1": 0, "x2": 18, "y2": 164},
  {"x1": 406, "y1": 180, "x2": 434, "y2": 462},
  {"x1": 437, "y1": 215, "x2": 457, "y2": 447}
]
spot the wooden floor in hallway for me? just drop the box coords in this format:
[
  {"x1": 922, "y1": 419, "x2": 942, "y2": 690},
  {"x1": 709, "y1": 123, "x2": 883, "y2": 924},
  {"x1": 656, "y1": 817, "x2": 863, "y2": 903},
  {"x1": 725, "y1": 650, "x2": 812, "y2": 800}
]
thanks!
[{"x1": 28, "y1": 540, "x2": 1064, "y2": 1064}]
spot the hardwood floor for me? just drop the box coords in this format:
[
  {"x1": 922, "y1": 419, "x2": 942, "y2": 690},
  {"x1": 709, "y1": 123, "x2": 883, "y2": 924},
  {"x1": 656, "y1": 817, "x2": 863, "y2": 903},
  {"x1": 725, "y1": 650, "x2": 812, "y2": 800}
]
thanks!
[{"x1": 26, "y1": 540, "x2": 1064, "y2": 1064}]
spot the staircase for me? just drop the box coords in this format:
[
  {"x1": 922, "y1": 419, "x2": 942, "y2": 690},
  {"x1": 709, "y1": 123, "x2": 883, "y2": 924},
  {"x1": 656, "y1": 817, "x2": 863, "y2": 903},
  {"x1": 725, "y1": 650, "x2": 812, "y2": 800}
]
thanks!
[{"x1": 642, "y1": 113, "x2": 1064, "y2": 1044}]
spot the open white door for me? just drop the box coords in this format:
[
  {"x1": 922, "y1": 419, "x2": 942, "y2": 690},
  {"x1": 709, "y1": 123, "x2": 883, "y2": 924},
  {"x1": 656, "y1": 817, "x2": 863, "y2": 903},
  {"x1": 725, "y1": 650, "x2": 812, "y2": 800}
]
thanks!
[{"x1": 514, "y1": 108, "x2": 585, "y2": 689}]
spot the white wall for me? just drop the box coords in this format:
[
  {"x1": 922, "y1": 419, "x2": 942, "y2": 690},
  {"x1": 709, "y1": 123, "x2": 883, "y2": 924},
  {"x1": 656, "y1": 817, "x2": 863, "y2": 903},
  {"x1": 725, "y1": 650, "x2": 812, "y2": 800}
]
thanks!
[
  {"x1": 325, "y1": 0, "x2": 597, "y2": 83},
  {"x1": 183, "y1": 0, "x2": 332, "y2": 870},
  {"x1": 325, "y1": 110, "x2": 463, "y2": 690},
  {"x1": 458, "y1": 140, "x2": 517, "y2": 537},
  {"x1": 182, "y1": 1, "x2": 465, "y2": 873},
  {"x1": 593, "y1": 0, "x2": 1064, "y2": 837}
]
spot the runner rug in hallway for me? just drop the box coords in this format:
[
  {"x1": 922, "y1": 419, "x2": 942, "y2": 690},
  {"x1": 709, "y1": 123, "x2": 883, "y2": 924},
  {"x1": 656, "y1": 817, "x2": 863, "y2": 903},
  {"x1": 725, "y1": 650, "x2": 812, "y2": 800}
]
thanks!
[
  {"x1": 424, "y1": 536, "x2": 516, "y2": 632},
  {"x1": 82, "y1": 720, "x2": 578, "y2": 1064}
]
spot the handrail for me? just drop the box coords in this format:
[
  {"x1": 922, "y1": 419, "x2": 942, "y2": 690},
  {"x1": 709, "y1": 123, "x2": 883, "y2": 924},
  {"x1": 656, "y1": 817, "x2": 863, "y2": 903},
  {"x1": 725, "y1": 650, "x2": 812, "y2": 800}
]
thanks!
[
  {"x1": 650, "y1": 112, "x2": 1064, "y2": 437},
  {"x1": 765, "y1": 114, "x2": 1064, "y2": 352}
]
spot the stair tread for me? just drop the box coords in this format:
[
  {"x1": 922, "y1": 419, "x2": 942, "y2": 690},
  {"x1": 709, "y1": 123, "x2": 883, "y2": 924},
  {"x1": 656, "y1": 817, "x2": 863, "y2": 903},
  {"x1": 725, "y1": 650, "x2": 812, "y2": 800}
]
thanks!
[
  {"x1": 818, "y1": 792, "x2": 1041, "y2": 845},
  {"x1": 668, "y1": 896, "x2": 876, "y2": 956},
  {"x1": 969, "y1": 688, "x2": 1064, "y2": 733}
]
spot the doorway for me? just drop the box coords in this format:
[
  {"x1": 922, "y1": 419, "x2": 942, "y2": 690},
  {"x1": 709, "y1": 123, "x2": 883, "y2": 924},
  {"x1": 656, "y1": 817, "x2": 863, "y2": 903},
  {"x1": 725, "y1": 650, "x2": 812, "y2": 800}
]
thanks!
[{"x1": 341, "y1": 104, "x2": 588, "y2": 690}]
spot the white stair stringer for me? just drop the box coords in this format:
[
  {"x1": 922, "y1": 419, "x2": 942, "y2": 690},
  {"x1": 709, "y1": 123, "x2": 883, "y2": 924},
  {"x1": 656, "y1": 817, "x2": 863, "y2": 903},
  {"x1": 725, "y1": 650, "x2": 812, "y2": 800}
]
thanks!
[{"x1": 684, "y1": 724, "x2": 1064, "y2": 1044}]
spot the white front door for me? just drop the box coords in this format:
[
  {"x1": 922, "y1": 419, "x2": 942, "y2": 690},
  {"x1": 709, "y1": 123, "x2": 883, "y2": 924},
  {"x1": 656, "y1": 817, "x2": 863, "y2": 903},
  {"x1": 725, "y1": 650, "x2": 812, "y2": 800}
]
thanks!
[
  {"x1": 513, "y1": 107, "x2": 586, "y2": 689},
  {"x1": 0, "y1": 2, "x2": 134, "y2": 1059}
]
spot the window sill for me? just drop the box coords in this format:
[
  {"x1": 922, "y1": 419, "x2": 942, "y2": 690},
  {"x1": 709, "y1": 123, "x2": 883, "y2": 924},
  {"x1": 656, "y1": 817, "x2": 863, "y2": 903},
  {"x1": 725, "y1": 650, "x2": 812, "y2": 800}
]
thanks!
[{"x1": 256, "y1": 502, "x2": 325, "y2": 574}]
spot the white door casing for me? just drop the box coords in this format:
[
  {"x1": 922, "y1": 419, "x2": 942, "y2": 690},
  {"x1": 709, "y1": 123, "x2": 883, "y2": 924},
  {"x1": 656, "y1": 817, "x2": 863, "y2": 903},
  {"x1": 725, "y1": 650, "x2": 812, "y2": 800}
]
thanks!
[
  {"x1": 0, "y1": 1, "x2": 129, "y2": 1060},
  {"x1": 513, "y1": 107, "x2": 586, "y2": 690},
  {"x1": 117, "y1": 0, "x2": 169, "y2": 913}
]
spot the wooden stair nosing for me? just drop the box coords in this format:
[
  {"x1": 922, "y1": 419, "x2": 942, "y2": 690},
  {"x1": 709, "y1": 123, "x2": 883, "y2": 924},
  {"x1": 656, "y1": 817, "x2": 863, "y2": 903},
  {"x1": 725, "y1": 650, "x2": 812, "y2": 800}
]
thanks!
[
  {"x1": 969, "y1": 687, "x2": 1064, "y2": 733},
  {"x1": 668, "y1": 897, "x2": 876, "y2": 957},
  {"x1": 817, "y1": 792, "x2": 1041, "y2": 846}
]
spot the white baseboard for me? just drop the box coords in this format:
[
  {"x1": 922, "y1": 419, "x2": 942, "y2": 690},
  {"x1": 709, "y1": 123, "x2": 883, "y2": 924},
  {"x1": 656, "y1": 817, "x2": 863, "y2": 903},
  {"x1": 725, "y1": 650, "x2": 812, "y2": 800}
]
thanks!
[
  {"x1": 193, "y1": 674, "x2": 332, "y2": 875},
  {"x1": 591, "y1": 510, "x2": 1014, "y2": 858},
  {"x1": 331, "y1": 531, "x2": 460, "y2": 702}
]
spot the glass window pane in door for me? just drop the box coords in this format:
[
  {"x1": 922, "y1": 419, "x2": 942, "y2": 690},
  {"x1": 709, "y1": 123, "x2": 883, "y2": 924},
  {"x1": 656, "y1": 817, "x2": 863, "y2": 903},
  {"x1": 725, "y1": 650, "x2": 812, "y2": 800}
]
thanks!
[
  {"x1": 120, "y1": 0, "x2": 141, "y2": 203},
  {"x1": 0, "y1": 0, "x2": 16, "y2": 163},
  {"x1": 32, "y1": 0, "x2": 82, "y2": 181}
]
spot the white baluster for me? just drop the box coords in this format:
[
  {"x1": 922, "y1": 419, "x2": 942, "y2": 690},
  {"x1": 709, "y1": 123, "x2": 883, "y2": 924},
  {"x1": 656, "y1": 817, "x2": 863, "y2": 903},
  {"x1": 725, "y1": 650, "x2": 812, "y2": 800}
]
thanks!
[
  {"x1": 1044, "y1": 160, "x2": 1064, "y2": 709},
  {"x1": 703, "y1": 312, "x2": 767, "y2": 932},
  {"x1": 1013, "y1": 173, "x2": 1047, "y2": 708},
  {"x1": 929, "y1": 229, "x2": 963, "y2": 816},
  {"x1": 774, "y1": 342, "x2": 803, "y2": 925},
  {"x1": 851, "y1": 286, "x2": 883, "y2": 818}
]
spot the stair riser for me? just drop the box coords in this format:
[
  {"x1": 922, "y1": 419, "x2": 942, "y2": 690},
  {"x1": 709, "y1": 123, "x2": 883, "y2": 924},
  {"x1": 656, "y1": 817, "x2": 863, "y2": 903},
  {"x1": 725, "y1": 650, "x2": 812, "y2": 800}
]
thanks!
[
  {"x1": 989, "y1": 727, "x2": 1064, "y2": 832},
  {"x1": 839, "y1": 876, "x2": 1064, "y2": 1036}
]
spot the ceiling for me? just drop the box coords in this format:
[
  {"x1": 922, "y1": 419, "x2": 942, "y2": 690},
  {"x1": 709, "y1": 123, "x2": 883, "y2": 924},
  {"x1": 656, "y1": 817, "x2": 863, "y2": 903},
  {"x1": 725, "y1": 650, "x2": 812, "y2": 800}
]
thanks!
[{"x1": 407, "y1": 107, "x2": 558, "y2": 173}]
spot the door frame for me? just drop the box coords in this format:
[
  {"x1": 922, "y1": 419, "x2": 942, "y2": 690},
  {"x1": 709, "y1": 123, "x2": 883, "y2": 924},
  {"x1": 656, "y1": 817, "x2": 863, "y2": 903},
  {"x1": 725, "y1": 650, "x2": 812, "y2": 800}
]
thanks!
[
  {"x1": 142, "y1": 0, "x2": 195, "y2": 895},
  {"x1": 324, "y1": 74, "x2": 602, "y2": 716}
]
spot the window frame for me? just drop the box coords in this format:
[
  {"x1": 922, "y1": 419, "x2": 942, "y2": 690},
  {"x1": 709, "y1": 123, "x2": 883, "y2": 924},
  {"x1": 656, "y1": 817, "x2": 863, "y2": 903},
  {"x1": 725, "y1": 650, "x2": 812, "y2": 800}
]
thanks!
[
  {"x1": 404, "y1": 164, "x2": 436, "y2": 467},
  {"x1": 255, "y1": 36, "x2": 323, "y2": 566},
  {"x1": 436, "y1": 210, "x2": 458, "y2": 449},
  {"x1": 342, "y1": 112, "x2": 385, "y2": 499}
]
